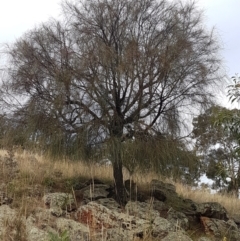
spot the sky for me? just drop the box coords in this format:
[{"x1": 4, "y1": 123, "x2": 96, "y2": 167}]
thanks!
[
  {"x1": 0, "y1": 0, "x2": 240, "y2": 77},
  {"x1": 0, "y1": 0, "x2": 239, "y2": 77}
]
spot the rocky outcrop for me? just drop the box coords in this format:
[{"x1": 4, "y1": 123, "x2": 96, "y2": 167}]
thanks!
[
  {"x1": 196, "y1": 202, "x2": 228, "y2": 220},
  {"x1": 1, "y1": 178, "x2": 240, "y2": 240}
]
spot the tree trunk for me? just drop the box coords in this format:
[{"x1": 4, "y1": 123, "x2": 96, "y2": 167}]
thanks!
[{"x1": 109, "y1": 137, "x2": 127, "y2": 207}]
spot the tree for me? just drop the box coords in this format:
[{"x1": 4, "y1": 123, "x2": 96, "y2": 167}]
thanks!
[
  {"x1": 3, "y1": 0, "x2": 221, "y2": 205},
  {"x1": 122, "y1": 133, "x2": 200, "y2": 185},
  {"x1": 192, "y1": 105, "x2": 240, "y2": 196}
]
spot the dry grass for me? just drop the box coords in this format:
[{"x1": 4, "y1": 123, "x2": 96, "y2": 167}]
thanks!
[
  {"x1": 175, "y1": 182, "x2": 240, "y2": 217},
  {"x1": 1, "y1": 148, "x2": 240, "y2": 219}
]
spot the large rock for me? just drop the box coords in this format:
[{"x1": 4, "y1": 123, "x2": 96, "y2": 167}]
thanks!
[
  {"x1": 43, "y1": 192, "x2": 76, "y2": 216},
  {"x1": 196, "y1": 202, "x2": 228, "y2": 220},
  {"x1": 1, "y1": 178, "x2": 239, "y2": 241},
  {"x1": 151, "y1": 179, "x2": 176, "y2": 202},
  {"x1": 200, "y1": 216, "x2": 240, "y2": 240},
  {"x1": 56, "y1": 218, "x2": 90, "y2": 241},
  {"x1": 74, "y1": 201, "x2": 152, "y2": 240},
  {"x1": 0, "y1": 205, "x2": 18, "y2": 238},
  {"x1": 26, "y1": 207, "x2": 60, "y2": 241},
  {"x1": 95, "y1": 198, "x2": 121, "y2": 210},
  {"x1": 167, "y1": 208, "x2": 189, "y2": 230},
  {"x1": 81, "y1": 184, "x2": 110, "y2": 201},
  {"x1": 161, "y1": 231, "x2": 193, "y2": 241},
  {"x1": 125, "y1": 201, "x2": 159, "y2": 221},
  {"x1": 150, "y1": 179, "x2": 197, "y2": 217}
]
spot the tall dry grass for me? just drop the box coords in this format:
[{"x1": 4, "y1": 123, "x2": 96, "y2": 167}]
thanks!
[{"x1": 1, "y1": 149, "x2": 240, "y2": 217}]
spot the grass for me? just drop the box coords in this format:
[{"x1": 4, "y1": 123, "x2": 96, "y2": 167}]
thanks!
[
  {"x1": 1, "y1": 149, "x2": 240, "y2": 241},
  {"x1": 1, "y1": 148, "x2": 240, "y2": 216}
]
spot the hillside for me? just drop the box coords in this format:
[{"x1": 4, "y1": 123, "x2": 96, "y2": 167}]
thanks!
[{"x1": 1, "y1": 149, "x2": 240, "y2": 241}]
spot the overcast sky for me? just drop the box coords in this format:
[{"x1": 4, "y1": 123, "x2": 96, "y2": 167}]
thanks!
[{"x1": 0, "y1": 0, "x2": 239, "y2": 77}]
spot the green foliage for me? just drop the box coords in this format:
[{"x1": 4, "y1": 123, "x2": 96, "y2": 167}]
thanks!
[
  {"x1": 122, "y1": 134, "x2": 200, "y2": 185},
  {"x1": 192, "y1": 104, "x2": 240, "y2": 194},
  {"x1": 48, "y1": 230, "x2": 70, "y2": 241},
  {"x1": 43, "y1": 177, "x2": 56, "y2": 188}
]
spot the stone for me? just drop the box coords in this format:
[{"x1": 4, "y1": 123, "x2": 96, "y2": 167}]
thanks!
[
  {"x1": 167, "y1": 208, "x2": 189, "y2": 230},
  {"x1": 197, "y1": 237, "x2": 212, "y2": 241},
  {"x1": 152, "y1": 216, "x2": 173, "y2": 238},
  {"x1": 0, "y1": 178, "x2": 239, "y2": 241},
  {"x1": 0, "y1": 205, "x2": 17, "y2": 237},
  {"x1": 196, "y1": 202, "x2": 228, "y2": 220},
  {"x1": 161, "y1": 231, "x2": 193, "y2": 241},
  {"x1": 151, "y1": 179, "x2": 177, "y2": 192},
  {"x1": 56, "y1": 218, "x2": 90, "y2": 241},
  {"x1": 95, "y1": 198, "x2": 121, "y2": 210},
  {"x1": 125, "y1": 201, "x2": 159, "y2": 221},
  {"x1": 81, "y1": 184, "x2": 110, "y2": 201},
  {"x1": 43, "y1": 192, "x2": 76, "y2": 216},
  {"x1": 200, "y1": 216, "x2": 240, "y2": 240}
]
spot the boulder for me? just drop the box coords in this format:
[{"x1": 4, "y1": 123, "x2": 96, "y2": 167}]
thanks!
[
  {"x1": 152, "y1": 216, "x2": 173, "y2": 238},
  {"x1": 74, "y1": 201, "x2": 153, "y2": 240},
  {"x1": 161, "y1": 231, "x2": 193, "y2": 241},
  {"x1": 151, "y1": 179, "x2": 176, "y2": 192},
  {"x1": 200, "y1": 216, "x2": 240, "y2": 240},
  {"x1": 167, "y1": 208, "x2": 189, "y2": 230},
  {"x1": 43, "y1": 192, "x2": 76, "y2": 216},
  {"x1": 125, "y1": 201, "x2": 159, "y2": 221},
  {"x1": 0, "y1": 205, "x2": 17, "y2": 238},
  {"x1": 81, "y1": 184, "x2": 110, "y2": 201},
  {"x1": 196, "y1": 202, "x2": 228, "y2": 220},
  {"x1": 197, "y1": 237, "x2": 212, "y2": 241},
  {"x1": 95, "y1": 198, "x2": 121, "y2": 210},
  {"x1": 151, "y1": 179, "x2": 176, "y2": 202},
  {"x1": 56, "y1": 218, "x2": 90, "y2": 241},
  {"x1": 231, "y1": 213, "x2": 240, "y2": 227}
]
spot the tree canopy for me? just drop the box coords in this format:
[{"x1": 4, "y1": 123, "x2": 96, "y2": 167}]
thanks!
[
  {"x1": 192, "y1": 105, "x2": 240, "y2": 196},
  {"x1": 1, "y1": 0, "x2": 222, "y2": 205}
]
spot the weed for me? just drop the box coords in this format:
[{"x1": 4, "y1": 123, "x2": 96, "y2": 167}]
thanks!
[{"x1": 48, "y1": 230, "x2": 70, "y2": 241}]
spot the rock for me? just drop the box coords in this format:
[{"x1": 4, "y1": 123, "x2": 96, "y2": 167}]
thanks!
[
  {"x1": 84, "y1": 178, "x2": 104, "y2": 185},
  {"x1": 0, "y1": 184, "x2": 13, "y2": 205},
  {"x1": 125, "y1": 201, "x2": 159, "y2": 221},
  {"x1": 167, "y1": 208, "x2": 189, "y2": 230},
  {"x1": 197, "y1": 237, "x2": 212, "y2": 241},
  {"x1": 231, "y1": 213, "x2": 240, "y2": 227},
  {"x1": 43, "y1": 192, "x2": 76, "y2": 216},
  {"x1": 200, "y1": 216, "x2": 240, "y2": 240},
  {"x1": 81, "y1": 184, "x2": 110, "y2": 201},
  {"x1": 26, "y1": 215, "x2": 50, "y2": 241},
  {"x1": 56, "y1": 218, "x2": 90, "y2": 241},
  {"x1": 196, "y1": 202, "x2": 228, "y2": 220},
  {"x1": 0, "y1": 205, "x2": 17, "y2": 237},
  {"x1": 75, "y1": 201, "x2": 119, "y2": 229},
  {"x1": 74, "y1": 201, "x2": 153, "y2": 240},
  {"x1": 151, "y1": 179, "x2": 177, "y2": 192},
  {"x1": 150, "y1": 180, "x2": 197, "y2": 218},
  {"x1": 73, "y1": 190, "x2": 84, "y2": 205},
  {"x1": 153, "y1": 189, "x2": 167, "y2": 201},
  {"x1": 149, "y1": 199, "x2": 169, "y2": 217},
  {"x1": 95, "y1": 198, "x2": 121, "y2": 210},
  {"x1": 151, "y1": 180, "x2": 177, "y2": 202},
  {"x1": 152, "y1": 216, "x2": 173, "y2": 238},
  {"x1": 1, "y1": 178, "x2": 239, "y2": 241},
  {"x1": 161, "y1": 231, "x2": 193, "y2": 241}
]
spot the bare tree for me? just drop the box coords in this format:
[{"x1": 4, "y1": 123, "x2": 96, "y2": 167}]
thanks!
[{"x1": 3, "y1": 0, "x2": 221, "y2": 205}]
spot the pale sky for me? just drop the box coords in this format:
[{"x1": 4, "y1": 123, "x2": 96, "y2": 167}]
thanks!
[{"x1": 0, "y1": 0, "x2": 239, "y2": 77}]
